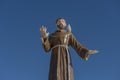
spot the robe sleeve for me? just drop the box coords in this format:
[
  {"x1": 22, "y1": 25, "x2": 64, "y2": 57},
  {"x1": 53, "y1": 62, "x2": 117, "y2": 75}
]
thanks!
[
  {"x1": 41, "y1": 36, "x2": 51, "y2": 52},
  {"x1": 69, "y1": 33, "x2": 90, "y2": 60}
]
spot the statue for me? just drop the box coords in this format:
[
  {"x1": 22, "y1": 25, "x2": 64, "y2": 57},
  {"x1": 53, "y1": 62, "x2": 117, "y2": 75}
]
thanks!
[{"x1": 40, "y1": 18, "x2": 98, "y2": 80}]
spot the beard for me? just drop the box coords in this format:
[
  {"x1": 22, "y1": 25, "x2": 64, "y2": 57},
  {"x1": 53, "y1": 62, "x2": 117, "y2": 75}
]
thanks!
[{"x1": 57, "y1": 24, "x2": 66, "y2": 29}]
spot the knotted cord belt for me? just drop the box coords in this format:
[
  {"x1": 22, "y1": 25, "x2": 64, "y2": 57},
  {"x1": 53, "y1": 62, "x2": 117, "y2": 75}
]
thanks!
[{"x1": 51, "y1": 44, "x2": 68, "y2": 50}]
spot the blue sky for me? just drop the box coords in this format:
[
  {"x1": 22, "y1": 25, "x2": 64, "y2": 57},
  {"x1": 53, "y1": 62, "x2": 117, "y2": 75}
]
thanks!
[{"x1": 0, "y1": 0, "x2": 120, "y2": 80}]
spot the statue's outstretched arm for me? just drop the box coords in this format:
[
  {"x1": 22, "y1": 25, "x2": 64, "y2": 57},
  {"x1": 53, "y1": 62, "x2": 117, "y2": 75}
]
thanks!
[{"x1": 69, "y1": 34, "x2": 98, "y2": 60}]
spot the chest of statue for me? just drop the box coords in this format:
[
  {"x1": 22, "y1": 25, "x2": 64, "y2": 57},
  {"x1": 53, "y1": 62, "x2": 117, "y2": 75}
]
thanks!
[{"x1": 50, "y1": 31, "x2": 71, "y2": 46}]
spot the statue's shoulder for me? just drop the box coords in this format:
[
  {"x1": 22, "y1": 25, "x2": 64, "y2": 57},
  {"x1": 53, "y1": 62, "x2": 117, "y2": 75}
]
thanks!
[
  {"x1": 49, "y1": 30, "x2": 58, "y2": 36},
  {"x1": 49, "y1": 31, "x2": 57, "y2": 38},
  {"x1": 50, "y1": 30, "x2": 72, "y2": 37}
]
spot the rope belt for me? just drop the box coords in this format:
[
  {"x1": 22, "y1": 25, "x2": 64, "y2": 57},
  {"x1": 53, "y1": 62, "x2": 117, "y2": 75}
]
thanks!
[{"x1": 51, "y1": 44, "x2": 68, "y2": 50}]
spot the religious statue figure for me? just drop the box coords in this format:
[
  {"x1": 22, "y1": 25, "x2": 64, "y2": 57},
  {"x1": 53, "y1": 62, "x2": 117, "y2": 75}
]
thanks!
[{"x1": 40, "y1": 18, "x2": 98, "y2": 80}]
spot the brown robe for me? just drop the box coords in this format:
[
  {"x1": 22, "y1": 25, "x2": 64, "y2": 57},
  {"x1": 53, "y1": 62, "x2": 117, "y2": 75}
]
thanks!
[{"x1": 41, "y1": 30, "x2": 89, "y2": 80}]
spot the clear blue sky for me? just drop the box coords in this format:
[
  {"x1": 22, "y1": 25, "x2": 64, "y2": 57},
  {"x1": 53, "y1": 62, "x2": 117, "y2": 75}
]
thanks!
[{"x1": 0, "y1": 0, "x2": 120, "y2": 80}]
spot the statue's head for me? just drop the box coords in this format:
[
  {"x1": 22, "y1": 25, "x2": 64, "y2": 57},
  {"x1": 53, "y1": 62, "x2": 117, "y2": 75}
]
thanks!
[{"x1": 56, "y1": 18, "x2": 67, "y2": 30}]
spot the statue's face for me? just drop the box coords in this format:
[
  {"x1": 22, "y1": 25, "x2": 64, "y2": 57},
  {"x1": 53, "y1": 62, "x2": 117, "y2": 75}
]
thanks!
[{"x1": 56, "y1": 19, "x2": 67, "y2": 29}]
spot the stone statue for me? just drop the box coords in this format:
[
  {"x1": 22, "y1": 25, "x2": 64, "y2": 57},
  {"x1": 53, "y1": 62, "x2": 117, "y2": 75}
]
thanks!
[{"x1": 40, "y1": 18, "x2": 98, "y2": 80}]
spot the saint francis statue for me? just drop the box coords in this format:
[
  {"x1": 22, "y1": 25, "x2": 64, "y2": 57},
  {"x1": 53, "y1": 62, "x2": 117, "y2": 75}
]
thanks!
[{"x1": 40, "y1": 18, "x2": 98, "y2": 80}]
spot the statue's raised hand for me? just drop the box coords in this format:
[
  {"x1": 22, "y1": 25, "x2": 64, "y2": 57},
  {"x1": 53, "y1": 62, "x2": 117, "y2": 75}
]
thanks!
[{"x1": 40, "y1": 26, "x2": 47, "y2": 38}]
